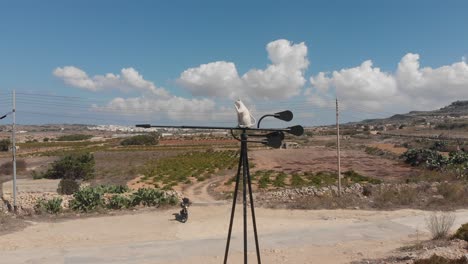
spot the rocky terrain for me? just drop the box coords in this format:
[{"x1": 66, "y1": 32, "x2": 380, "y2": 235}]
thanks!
[{"x1": 359, "y1": 100, "x2": 468, "y2": 125}]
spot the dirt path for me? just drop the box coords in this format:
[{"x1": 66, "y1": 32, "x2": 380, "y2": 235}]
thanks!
[
  {"x1": 1, "y1": 207, "x2": 468, "y2": 264},
  {"x1": 180, "y1": 174, "x2": 228, "y2": 205}
]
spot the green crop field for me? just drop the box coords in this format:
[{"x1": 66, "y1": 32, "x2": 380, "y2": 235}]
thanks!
[{"x1": 141, "y1": 150, "x2": 238, "y2": 189}]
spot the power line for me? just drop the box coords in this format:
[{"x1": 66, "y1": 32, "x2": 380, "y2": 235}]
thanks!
[
  {"x1": 18, "y1": 92, "x2": 339, "y2": 108},
  {"x1": 17, "y1": 110, "x2": 237, "y2": 125},
  {"x1": 16, "y1": 92, "x2": 110, "y2": 102},
  {"x1": 14, "y1": 92, "x2": 340, "y2": 110},
  {"x1": 16, "y1": 97, "x2": 338, "y2": 116},
  {"x1": 16, "y1": 103, "x2": 240, "y2": 117},
  {"x1": 10, "y1": 91, "x2": 408, "y2": 126}
]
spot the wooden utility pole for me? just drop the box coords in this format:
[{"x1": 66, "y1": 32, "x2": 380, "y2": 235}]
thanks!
[
  {"x1": 336, "y1": 98, "x2": 342, "y2": 196},
  {"x1": 12, "y1": 90, "x2": 17, "y2": 211}
]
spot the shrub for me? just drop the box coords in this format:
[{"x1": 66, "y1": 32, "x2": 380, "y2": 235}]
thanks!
[
  {"x1": 31, "y1": 170, "x2": 43, "y2": 179},
  {"x1": 16, "y1": 159, "x2": 27, "y2": 171},
  {"x1": 362, "y1": 185, "x2": 372, "y2": 196},
  {"x1": 291, "y1": 173, "x2": 306, "y2": 187},
  {"x1": 365, "y1": 146, "x2": 386, "y2": 156},
  {"x1": 57, "y1": 179, "x2": 80, "y2": 195},
  {"x1": 408, "y1": 170, "x2": 450, "y2": 183},
  {"x1": 426, "y1": 212, "x2": 456, "y2": 240},
  {"x1": 0, "y1": 139, "x2": 10, "y2": 151},
  {"x1": 258, "y1": 174, "x2": 271, "y2": 189},
  {"x1": 306, "y1": 171, "x2": 336, "y2": 187},
  {"x1": 0, "y1": 211, "x2": 7, "y2": 225},
  {"x1": 120, "y1": 132, "x2": 159, "y2": 146},
  {"x1": 430, "y1": 141, "x2": 448, "y2": 151},
  {"x1": 448, "y1": 151, "x2": 468, "y2": 165},
  {"x1": 0, "y1": 159, "x2": 27, "y2": 175},
  {"x1": 373, "y1": 187, "x2": 417, "y2": 208},
  {"x1": 273, "y1": 172, "x2": 287, "y2": 187},
  {"x1": 69, "y1": 187, "x2": 104, "y2": 212},
  {"x1": 167, "y1": 195, "x2": 178, "y2": 206},
  {"x1": 402, "y1": 142, "x2": 411, "y2": 148},
  {"x1": 56, "y1": 134, "x2": 93, "y2": 141},
  {"x1": 398, "y1": 187, "x2": 418, "y2": 205},
  {"x1": 437, "y1": 182, "x2": 466, "y2": 202},
  {"x1": 402, "y1": 149, "x2": 447, "y2": 170},
  {"x1": 343, "y1": 170, "x2": 382, "y2": 184},
  {"x1": 106, "y1": 195, "x2": 132, "y2": 209},
  {"x1": 43, "y1": 153, "x2": 95, "y2": 180},
  {"x1": 453, "y1": 223, "x2": 468, "y2": 242},
  {"x1": 373, "y1": 188, "x2": 397, "y2": 208},
  {"x1": 414, "y1": 255, "x2": 468, "y2": 264},
  {"x1": 94, "y1": 184, "x2": 130, "y2": 194},
  {"x1": 436, "y1": 122, "x2": 468, "y2": 130},
  {"x1": 34, "y1": 197, "x2": 62, "y2": 214},
  {"x1": 426, "y1": 156, "x2": 449, "y2": 170},
  {"x1": 131, "y1": 188, "x2": 165, "y2": 206},
  {"x1": 402, "y1": 150, "x2": 468, "y2": 178}
]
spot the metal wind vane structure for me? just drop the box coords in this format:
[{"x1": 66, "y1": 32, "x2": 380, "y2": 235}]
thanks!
[{"x1": 136, "y1": 100, "x2": 304, "y2": 264}]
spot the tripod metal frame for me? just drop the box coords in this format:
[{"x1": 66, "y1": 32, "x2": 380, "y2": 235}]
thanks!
[
  {"x1": 135, "y1": 119, "x2": 303, "y2": 264},
  {"x1": 224, "y1": 130, "x2": 261, "y2": 264}
]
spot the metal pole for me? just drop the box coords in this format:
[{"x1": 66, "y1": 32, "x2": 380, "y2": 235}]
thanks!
[
  {"x1": 224, "y1": 130, "x2": 262, "y2": 264},
  {"x1": 245, "y1": 143, "x2": 261, "y2": 263},
  {"x1": 241, "y1": 133, "x2": 248, "y2": 263},
  {"x1": 336, "y1": 98, "x2": 341, "y2": 196},
  {"x1": 224, "y1": 134, "x2": 244, "y2": 264},
  {"x1": 12, "y1": 90, "x2": 17, "y2": 211}
]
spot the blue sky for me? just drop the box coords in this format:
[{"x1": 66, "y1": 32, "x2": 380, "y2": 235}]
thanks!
[{"x1": 0, "y1": 0, "x2": 467, "y2": 126}]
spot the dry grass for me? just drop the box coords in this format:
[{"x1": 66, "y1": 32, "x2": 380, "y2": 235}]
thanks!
[
  {"x1": 93, "y1": 150, "x2": 183, "y2": 185},
  {"x1": 368, "y1": 143, "x2": 408, "y2": 155},
  {"x1": 0, "y1": 211, "x2": 6, "y2": 225},
  {"x1": 258, "y1": 181, "x2": 468, "y2": 211},
  {"x1": 373, "y1": 186, "x2": 418, "y2": 208},
  {"x1": 437, "y1": 182, "x2": 466, "y2": 202},
  {"x1": 425, "y1": 211, "x2": 456, "y2": 240},
  {"x1": 268, "y1": 195, "x2": 364, "y2": 210}
]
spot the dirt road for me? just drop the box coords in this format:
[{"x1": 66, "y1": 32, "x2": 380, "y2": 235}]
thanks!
[{"x1": 1, "y1": 206, "x2": 468, "y2": 264}]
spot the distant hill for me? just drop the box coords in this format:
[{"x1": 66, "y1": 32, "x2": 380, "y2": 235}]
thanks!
[
  {"x1": 358, "y1": 100, "x2": 468, "y2": 125},
  {"x1": 435, "y1": 100, "x2": 468, "y2": 116}
]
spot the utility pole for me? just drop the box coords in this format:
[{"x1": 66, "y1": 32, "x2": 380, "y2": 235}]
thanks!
[
  {"x1": 12, "y1": 90, "x2": 17, "y2": 212},
  {"x1": 336, "y1": 98, "x2": 341, "y2": 196}
]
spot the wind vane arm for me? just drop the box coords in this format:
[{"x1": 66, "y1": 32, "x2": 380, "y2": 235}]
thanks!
[
  {"x1": 135, "y1": 124, "x2": 304, "y2": 136},
  {"x1": 0, "y1": 111, "x2": 13, "y2": 120}
]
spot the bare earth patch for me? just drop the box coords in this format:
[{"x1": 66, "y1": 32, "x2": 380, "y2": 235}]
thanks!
[
  {"x1": 250, "y1": 147, "x2": 419, "y2": 182},
  {"x1": 368, "y1": 143, "x2": 408, "y2": 155}
]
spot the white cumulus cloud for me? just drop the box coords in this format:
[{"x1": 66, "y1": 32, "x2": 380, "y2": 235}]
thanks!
[
  {"x1": 178, "y1": 39, "x2": 309, "y2": 100},
  {"x1": 397, "y1": 53, "x2": 468, "y2": 100},
  {"x1": 177, "y1": 61, "x2": 242, "y2": 98},
  {"x1": 54, "y1": 66, "x2": 170, "y2": 98},
  {"x1": 53, "y1": 66, "x2": 236, "y2": 123},
  {"x1": 308, "y1": 53, "x2": 468, "y2": 111},
  {"x1": 93, "y1": 96, "x2": 229, "y2": 122}
]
